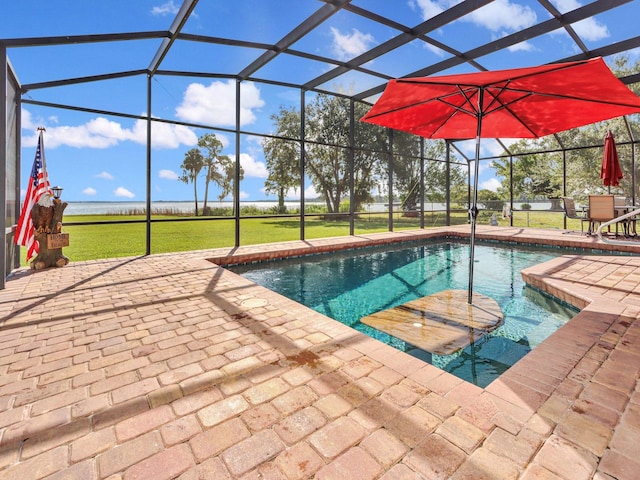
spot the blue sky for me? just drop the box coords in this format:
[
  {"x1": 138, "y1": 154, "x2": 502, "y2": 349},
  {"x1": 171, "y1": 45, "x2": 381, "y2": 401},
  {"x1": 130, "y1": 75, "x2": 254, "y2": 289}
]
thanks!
[{"x1": 4, "y1": 0, "x2": 640, "y2": 202}]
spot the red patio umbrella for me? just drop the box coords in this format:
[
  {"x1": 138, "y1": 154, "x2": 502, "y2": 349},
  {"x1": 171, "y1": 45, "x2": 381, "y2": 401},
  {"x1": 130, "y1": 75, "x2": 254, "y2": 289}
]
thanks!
[
  {"x1": 601, "y1": 130, "x2": 623, "y2": 189},
  {"x1": 361, "y1": 57, "x2": 640, "y2": 304}
]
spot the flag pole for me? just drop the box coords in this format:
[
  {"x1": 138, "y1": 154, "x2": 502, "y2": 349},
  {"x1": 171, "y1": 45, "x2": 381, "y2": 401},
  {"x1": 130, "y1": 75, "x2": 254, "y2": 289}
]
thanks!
[{"x1": 15, "y1": 127, "x2": 52, "y2": 261}]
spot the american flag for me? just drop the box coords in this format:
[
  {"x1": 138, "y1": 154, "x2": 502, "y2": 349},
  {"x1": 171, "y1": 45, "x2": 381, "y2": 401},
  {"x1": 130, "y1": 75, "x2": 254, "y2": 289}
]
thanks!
[{"x1": 15, "y1": 129, "x2": 52, "y2": 260}]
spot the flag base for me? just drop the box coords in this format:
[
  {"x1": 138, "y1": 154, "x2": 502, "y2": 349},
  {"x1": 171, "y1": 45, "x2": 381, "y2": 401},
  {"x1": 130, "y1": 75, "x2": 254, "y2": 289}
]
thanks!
[
  {"x1": 31, "y1": 231, "x2": 69, "y2": 270},
  {"x1": 29, "y1": 200, "x2": 70, "y2": 270}
]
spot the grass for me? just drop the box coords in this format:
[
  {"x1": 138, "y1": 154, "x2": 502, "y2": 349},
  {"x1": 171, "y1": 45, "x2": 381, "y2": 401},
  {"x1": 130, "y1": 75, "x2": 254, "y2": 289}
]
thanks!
[{"x1": 19, "y1": 209, "x2": 572, "y2": 266}]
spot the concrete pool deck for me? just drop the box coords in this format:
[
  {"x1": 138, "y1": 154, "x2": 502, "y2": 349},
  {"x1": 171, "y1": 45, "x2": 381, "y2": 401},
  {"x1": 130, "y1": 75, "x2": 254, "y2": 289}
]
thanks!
[{"x1": 0, "y1": 225, "x2": 638, "y2": 479}]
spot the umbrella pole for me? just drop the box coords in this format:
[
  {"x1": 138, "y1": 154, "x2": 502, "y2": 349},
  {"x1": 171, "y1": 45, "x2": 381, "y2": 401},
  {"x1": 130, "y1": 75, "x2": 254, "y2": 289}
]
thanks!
[
  {"x1": 468, "y1": 90, "x2": 484, "y2": 305},
  {"x1": 468, "y1": 136, "x2": 481, "y2": 304}
]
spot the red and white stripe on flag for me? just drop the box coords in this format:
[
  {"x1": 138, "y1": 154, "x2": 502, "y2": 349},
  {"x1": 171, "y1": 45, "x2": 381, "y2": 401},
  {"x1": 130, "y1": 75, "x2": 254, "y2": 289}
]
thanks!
[{"x1": 15, "y1": 130, "x2": 52, "y2": 260}]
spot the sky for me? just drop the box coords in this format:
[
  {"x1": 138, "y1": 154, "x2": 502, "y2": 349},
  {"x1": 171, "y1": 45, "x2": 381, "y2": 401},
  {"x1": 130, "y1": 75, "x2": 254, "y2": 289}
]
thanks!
[{"x1": 4, "y1": 0, "x2": 640, "y2": 203}]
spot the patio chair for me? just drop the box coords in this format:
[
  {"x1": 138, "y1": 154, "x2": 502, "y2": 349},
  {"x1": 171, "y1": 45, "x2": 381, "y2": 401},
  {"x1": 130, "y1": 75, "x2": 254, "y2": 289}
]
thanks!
[
  {"x1": 588, "y1": 194, "x2": 615, "y2": 235},
  {"x1": 562, "y1": 197, "x2": 589, "y2": 234},
  {"x1": 614, "y1": 196, "x2": 631, "y2": 236}
]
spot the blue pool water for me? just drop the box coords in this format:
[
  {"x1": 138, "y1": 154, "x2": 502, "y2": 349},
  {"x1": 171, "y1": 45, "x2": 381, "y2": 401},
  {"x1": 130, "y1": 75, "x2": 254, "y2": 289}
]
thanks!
[{"x1": 229, "y1": 241, "x2": 578, "y2": 387}]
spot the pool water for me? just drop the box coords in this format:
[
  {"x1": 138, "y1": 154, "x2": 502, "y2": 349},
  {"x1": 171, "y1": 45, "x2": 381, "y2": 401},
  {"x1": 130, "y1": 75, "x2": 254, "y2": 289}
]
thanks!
[{"x1": 229, "y1": 241, "x2": 577, "y2": 387}]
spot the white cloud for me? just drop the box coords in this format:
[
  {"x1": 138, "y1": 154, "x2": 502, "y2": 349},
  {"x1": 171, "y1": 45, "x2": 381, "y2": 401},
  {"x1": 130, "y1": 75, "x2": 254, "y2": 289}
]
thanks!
[
  {"x1": 330, "y1": 27, "x2": 376, "y2": 61},
  {"x1": 412, "y1": 0, "x2": 537, "y2": 32},
  {"x1": 551, "y1": 0, "x2": 609, "y2": 41},
  {"x1": 95, "y1": 171, "x2": 114, "y2": 180},
  {"x1": 22, "y1": 110, "x2": 36, "y2": 131},
  {"x1": 283, "y1": 185, "x2": 318, "y2": 200},
  {"x1": 230, "y1": 153, "x2": 268, "y2": 178},
  {"x1": 175, "y1": 80, "x2": 265, "y2": 127},
  {"x1": 239, "y1": 190, "x2": 249, "y2": 200},
  {"x1": 82, "y1": 187, "x2": 97, "y2": 196},
  {"x1": 480, "y1": 177, "x2": 502, "y2": 191},
  {"x1": 35, "y1": 119, "x2": 123, "y2": 149},
  {"x1": 453, "y1": 139, "x2": 476, "y2": 159},
  {"x1": 507, "y1": 41, "x2": 536, "y2": 53},
  {"x1": 454, "y1": 138, "x2": 520, "y2": 163},
  {"x1": 424, "y1": 43, "x2": 447, "y2": 57},
  {"x1": 467, "y1": 0, "x2": 537, "y2": 32},
  {"x1": 158, "y1": 169, "x2": 179, "y2": 180},
  {"x1": 213, "y1": 133, "x2": 231, "y2": 149},
  {"x1": 484, "y1": 139, "x2": 511, "y2": 158},
  {"x1": 560, "y1": 18, "x2": 609, "y2": 43},
  {"x1": 114, "y1": 187, "x2": 135, "y2": 198},
  {"x1": 130, "y1": 118, "x2": 198, "y2": 149},
  {"x1": 304, "y1": 185, "x2": 319, "y2": 200},
  {"x1": 20, "y1": 109, "x2": 198, "y2": 150},
  {"x1": 410, "y1": 0, "x2": 444, "y2": 20},
  {"x1": 151, "y1": 1, "x2": 179, "y2": 16}
]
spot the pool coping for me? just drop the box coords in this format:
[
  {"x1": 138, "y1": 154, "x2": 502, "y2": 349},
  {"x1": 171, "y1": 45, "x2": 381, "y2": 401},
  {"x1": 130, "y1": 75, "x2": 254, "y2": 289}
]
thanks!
[{"x1": 206, "y1": 225, "x2": 640, "y2": 267}]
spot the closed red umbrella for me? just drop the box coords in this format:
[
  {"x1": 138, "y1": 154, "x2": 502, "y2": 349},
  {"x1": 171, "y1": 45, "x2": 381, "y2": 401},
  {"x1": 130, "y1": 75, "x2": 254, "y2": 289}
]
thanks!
[
  {"x1": 601, "y1": 130, "x2": 623, "y2": 188},
  {"x1": 361, "y1": 57, "x2": 640, "y2": 304}
]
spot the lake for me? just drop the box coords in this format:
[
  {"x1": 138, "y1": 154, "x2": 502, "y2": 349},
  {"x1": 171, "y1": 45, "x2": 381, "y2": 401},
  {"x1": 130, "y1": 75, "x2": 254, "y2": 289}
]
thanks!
[{"x1": 63, "y1": 201, "x2": 553, "y2": 215}]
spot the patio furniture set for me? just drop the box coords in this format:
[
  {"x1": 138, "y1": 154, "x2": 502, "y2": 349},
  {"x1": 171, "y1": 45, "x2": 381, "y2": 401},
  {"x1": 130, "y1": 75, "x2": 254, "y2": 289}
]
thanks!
[{"x1": 563, "y1": 195, "x2": 638, "y2": 236}]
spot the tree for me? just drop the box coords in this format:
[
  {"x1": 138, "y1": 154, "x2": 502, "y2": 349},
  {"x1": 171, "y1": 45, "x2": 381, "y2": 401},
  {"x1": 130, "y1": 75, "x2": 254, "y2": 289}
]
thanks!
[
  {"x1": 197, "y1": 133, "x2": 242, "y2": 214},
  {"x1": 305, "y1": 94, "x2": 353, "y2": 213},
  {"x1": 425, "y1": 157, "x2": 468, "y2": 206},
  {"x1": 305, "y1": 94, "x2": 387, "y2": 213},
  {"x1": 491, "y1": 141, "x2": 564, "y2": 201},
  {"x1": 263, "y1": 93, "x2": 470, "y2": 216},
  {"x1": 391, "y1": 134, "x2": 466, "y2": 210},
  {"x1": 263, "y1": 94, "x2": 387, "y2": 215},
  {"x1": 179, "y1": 148, "x2": 205, "y2": 216},
  {"x1": 262, "y1": 106, "x2": 301, "y2": 213},
  {"x1": 477, "y1": 189, "x2": 503, "y2": 210},
  {"x1": 216, "y1": 156, "x2": 242, "y2": 202},
  {"x1": 390, "y1": 131, "x2": 421, "y2": 210}
]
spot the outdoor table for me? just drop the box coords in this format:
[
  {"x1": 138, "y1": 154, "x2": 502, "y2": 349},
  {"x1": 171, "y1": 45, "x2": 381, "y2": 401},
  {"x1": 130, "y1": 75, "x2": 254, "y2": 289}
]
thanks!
[
  {"x1": 615, "y1": 205, "x2": 638, "y2": 236},
  {"x1": 360, "y1": 290, "x2": 503, "y2": 355}
]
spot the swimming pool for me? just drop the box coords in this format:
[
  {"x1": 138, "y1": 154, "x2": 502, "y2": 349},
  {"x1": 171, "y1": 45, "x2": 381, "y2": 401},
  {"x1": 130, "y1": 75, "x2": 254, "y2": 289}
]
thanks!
[{"x1": 228, "y1": 240, "x2": 578, "y2": 387}]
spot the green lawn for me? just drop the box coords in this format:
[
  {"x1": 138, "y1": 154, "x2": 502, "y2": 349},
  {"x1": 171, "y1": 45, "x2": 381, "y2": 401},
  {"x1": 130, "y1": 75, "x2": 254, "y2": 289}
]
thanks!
[{"x1": 19, "y1": 210, "x2": 570, "y2": 266}]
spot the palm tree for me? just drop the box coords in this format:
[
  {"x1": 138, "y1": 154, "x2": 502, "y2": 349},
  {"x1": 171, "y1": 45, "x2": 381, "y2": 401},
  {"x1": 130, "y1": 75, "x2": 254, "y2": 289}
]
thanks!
[
  {"x1": 198, "y1": 134, "x2": 226, "y2": 214},
  {"x1": 179, "y1": 148, "x2": 204, "y2": 216}
]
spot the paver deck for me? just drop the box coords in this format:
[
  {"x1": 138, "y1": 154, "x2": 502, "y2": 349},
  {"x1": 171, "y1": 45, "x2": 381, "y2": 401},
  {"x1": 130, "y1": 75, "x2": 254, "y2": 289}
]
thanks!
[{"x1": 0, "y1": 225, "x2": 639, "y2": 479}]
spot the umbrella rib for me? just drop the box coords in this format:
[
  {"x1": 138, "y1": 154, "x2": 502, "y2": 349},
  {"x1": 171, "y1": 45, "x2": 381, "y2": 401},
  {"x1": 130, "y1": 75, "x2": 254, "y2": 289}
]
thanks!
[
  {"x1": 362, "y1": 88, "x2": 477, "y2": 120},
  {"x1": 361, "y1": 97, "x2": 435, "y2": 120},
  {"x1": 427, "y1": 85, "x2": 480, "y2": 137},
  {"x1": 482, "y1": 83, "x2": 539, "y2": 137},
  {"x1": 438, "y1": 86, "x2": 479, "y2": 116},
  {"x1": 490, "y1": 85, "x2": 640, "y2": 109}
]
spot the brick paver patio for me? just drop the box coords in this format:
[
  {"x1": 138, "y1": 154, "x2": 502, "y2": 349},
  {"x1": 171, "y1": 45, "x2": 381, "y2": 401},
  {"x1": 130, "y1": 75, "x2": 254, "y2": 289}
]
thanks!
[{"x1": 0, "y1": 226, "x2": 638, "y2": 479}]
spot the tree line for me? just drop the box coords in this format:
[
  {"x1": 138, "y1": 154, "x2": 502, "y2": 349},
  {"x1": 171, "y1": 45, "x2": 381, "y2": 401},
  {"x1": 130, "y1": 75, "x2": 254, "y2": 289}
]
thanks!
[
  {"x1": 180, "y1": 94, "x2": 467, "y2": 216},
  {"x1": 179, "y1": 56, "x2": 640, "y2": 215}
]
